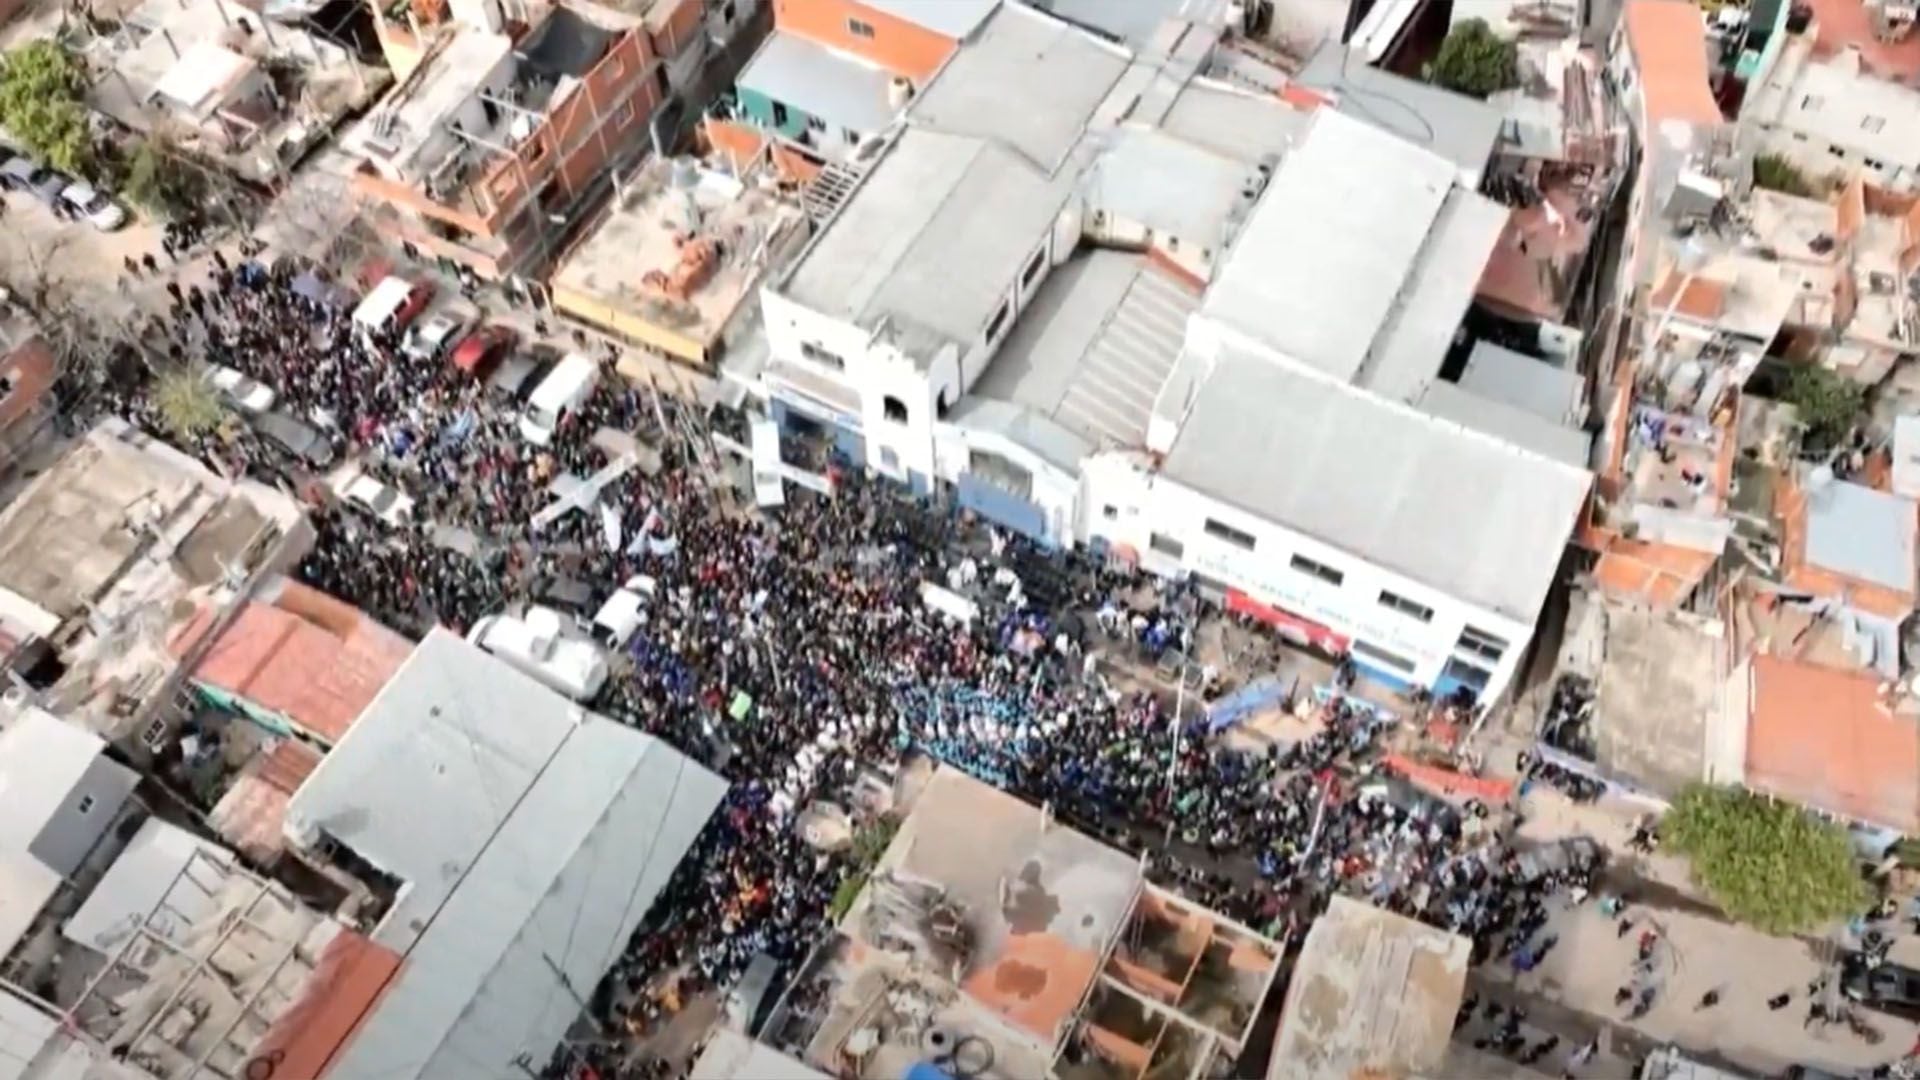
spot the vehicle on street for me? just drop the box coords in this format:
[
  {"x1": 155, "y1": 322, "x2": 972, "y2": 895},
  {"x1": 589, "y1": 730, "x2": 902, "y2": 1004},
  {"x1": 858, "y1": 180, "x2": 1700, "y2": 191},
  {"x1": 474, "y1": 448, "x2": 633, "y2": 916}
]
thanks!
[
  {"x1": 326, "y1": 462, "x2": 415, "y2": 527},
  {"x1": 591, "y1": 575, "x2": 658, "y2": 649},
  {"x1": 402, "y1": 310, "x2": 471, "y2": 362},
  {"x1": 351, "y1": 276, "x2": 433, "y2": 344},
  {"x1": 467, "y1": 606, "x2": 608, "y2": 701},
  {"x1": 448, "y1": 323, "x2": 517, "y2": 377},
  {"x1": 1842, "y1": 958, "x2": 1920, "y2": 1021},
  {"x1": 205, "y1": 365, "x2": 277, "y2": 416},
  {"x1": 489, "y1": 343, "x2": 558, "y2": 403},
  {"x1": 253, "y1": 410, "x2": 336, "y2": 468},
  {"x1": 56, "y1": 182, "x2": 126, "y2": 230},
  {"x1": 519, "y1": 352, "x2": 600, "y2": 446},
  {"x1": 0, "y1": 158, "x2": 72, "y2": 207}
]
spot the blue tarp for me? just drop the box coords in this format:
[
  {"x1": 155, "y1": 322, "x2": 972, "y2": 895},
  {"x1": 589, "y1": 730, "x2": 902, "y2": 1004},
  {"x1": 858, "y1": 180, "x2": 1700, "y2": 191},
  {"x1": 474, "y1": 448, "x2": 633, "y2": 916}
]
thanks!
[{"x1": 1207, "y1": 675, "x2": 1292, "y2": 732}]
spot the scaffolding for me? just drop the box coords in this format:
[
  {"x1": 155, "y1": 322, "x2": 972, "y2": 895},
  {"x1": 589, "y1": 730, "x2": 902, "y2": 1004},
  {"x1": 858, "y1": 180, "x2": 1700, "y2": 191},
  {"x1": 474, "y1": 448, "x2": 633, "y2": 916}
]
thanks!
[{"x1": 65, "y1": 847, "x2": 332, "y2": 1080}]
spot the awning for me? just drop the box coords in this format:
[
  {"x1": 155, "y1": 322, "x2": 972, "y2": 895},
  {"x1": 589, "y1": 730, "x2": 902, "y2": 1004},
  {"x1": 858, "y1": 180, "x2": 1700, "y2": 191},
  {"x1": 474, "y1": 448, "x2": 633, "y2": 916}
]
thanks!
[
  {"x1": 1225, "y1": 590, "x2": 1350, "y2": 653},
  {"x1": 1382, "y1": 754, "x2": 1514, "y2": 805}
]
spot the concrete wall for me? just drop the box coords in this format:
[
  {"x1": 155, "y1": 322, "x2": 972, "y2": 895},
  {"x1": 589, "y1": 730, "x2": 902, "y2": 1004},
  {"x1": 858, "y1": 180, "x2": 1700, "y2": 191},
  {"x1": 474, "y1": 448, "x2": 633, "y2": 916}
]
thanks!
[
  {"x1": 772, "y1": 0, "x2": 954, "y2": 82},
  {"x1": 1082, "y1": 453, "x2": 1532, "y2": 700},
  {"x1": 27, "y1": 754, "x2": 138, "y2": 879}
]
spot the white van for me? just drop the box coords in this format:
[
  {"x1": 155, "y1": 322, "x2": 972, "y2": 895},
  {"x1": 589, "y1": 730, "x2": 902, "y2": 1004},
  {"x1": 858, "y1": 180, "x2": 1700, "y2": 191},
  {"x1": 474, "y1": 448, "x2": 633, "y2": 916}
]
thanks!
[
  {"x1": 519, "y1": 353, "x2": 600, "y2": 446},
  {"x1": 467, "y1": 606, "x2": 609, "y2": 701},
  {"x1": 591, "y1": 575, "x2": 658, "y2": 649}
]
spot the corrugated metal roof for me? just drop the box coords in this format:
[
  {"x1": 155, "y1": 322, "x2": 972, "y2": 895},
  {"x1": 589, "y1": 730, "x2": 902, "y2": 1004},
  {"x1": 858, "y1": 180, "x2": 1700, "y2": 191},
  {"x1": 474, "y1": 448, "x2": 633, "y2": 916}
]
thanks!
[
  {"x1": 253, "y1": 930, "x2": 403, "y2": 1080},
  {"x1": 1803, "y1": 478, "x2": 1917, "y2": 596},
  {"x1": 1357, "y1": 187, "x2": 1510, "y2": 404},
  {"x1": 1199, "y1": 109, "x2": 1459, "y2": 385},
  {"x1": 1163, "y1": 349, "x2": 1592, "y2": 622},
  {"x1": 1296, "y1": 44, "x2": 1503, "y2": 184},
  {"x1": 1083, "y1": 127, "x2": 1252, "y2": 252},
  {"x1": 973, "y1": 250, "x2": 1196, "y2": 449},
  {"x1": 293, "y1": 630, "x2": 728, "y2": 1080},
  {"x1": 736, "y1": 32, "x2": 900, "y2": 137},
  {"x1": 1457, "y1": 341, "x2": 1583, "y2": 426},
  {"x1": 1418, "y1": 382, "x2": 1591, "y2": 469}
]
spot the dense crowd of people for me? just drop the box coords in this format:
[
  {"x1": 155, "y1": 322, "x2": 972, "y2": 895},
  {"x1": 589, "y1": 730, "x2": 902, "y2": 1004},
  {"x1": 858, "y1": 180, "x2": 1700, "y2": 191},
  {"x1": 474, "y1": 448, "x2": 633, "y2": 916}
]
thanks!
[{"x1": 98, "y1": 255, "x2": 1630, "y2": 1080}]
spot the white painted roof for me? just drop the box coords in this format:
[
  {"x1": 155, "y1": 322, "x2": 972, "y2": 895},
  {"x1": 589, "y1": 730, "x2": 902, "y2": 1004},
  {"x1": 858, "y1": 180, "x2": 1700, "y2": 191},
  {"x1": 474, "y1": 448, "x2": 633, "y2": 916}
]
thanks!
[
  {"x1": 0, "y1": 708, "x2": 105, "y2": 959},
  {"x1": 736, "y1": 31, "x2": 901, "y2": 137},
  {"x1": 861, "y1": 0, "x2": 999, "y2": 38},
  {"x1": 63, "y1": 818, "x2": 232, "y2": 957}
]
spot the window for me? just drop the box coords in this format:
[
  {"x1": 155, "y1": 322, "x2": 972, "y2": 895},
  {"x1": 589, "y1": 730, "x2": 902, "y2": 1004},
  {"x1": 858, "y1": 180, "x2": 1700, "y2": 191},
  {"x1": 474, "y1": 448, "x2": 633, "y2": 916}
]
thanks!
[
  {"x1": 772, "y1": 101, "x2": 790, "y2": 127},
  {"x1": 1203, "y1": 518, "x2": 1256, "y2": 551},
  {"x1": 1149, "y1": 532, "x2": 1184, "y2": 559},
  {"x1": 1021, "y1": 247, "x2": 1046, "y2": 290},
  {"x1": 76, "y1": 795, "x2": 96, "y2": 816},
  {"x1": 140, "y1": 717, "x2": 168, "y2": 749},
  {"x1": 985, "y1": 301, "x2": 1011, "y2": 343},
  {"x1": 1102, "y1": 504, "x2": 1118, "y2": 521},
  {"x1": 1800, "y1": 94, "x2": 1824, "y2": 110},
  {"x1": 1441, "y1": 657, "x2": 1492, "y2": 692},
  {"x1": 1866, "y1": 157, "x2": 1887, "y2": 170},
  {"x1": 1862, "y1": 115, "x2": 1886, "y2": 133},
  {"x1": 848, "y1": 17, "x2": 876, "y2": 37},
  {"x1": 1166, "y1": 234, "x2": 1180, "y2": 252},
  {"x1": 1829, "y1": 144, "x2": 1847, "y2": 157},
  {"x1": 1378, "y1": 589, "x2": 1434, "y2": 623},
  {"x1": 882, "y1": 395, "x2": 909, "y2": 424},
  {"x1": 1289, "y1": 553, "x2": 1344, "y2": 587},
  {"x1": 844, "y1": 127, "x2": 860, "y2": 145},
  {"x1": 1351, "y1": 639, "x2": 1416, "y2": 673},
  {"x1": 800, "y1": 341, "x2": 844, "y2": 371},
  {"x1": 617, "y1": 99, "x2": 637, "y2": 127},
  {"x1": 1455, "y1": 625, "x2": 1509, "y2": 664},
  {"x1": 806, "y1": 113, "x2": 826, "y2": 132},
  {"x1": 879, "y1": 446, "x2": 899, "y2": 469}
]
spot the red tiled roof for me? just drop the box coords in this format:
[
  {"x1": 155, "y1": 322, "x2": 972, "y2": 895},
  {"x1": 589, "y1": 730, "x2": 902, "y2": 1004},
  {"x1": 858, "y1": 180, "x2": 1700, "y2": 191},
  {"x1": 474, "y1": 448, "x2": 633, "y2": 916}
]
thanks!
[
  {"x1": 252, "y1": 930, "x2": 404, "y2": 1080},
  {"x1": 1650, "y1": 271, "x2": 1728, "y2": 320},
  {"x1": 175, "y1": 582, "x2": 413, "y2": 745},
  {"x1": 1624, "y1": 1, "x2": 1724, "y2": 127},
  {"x1": 1747, "y1": 654, "x2": 1920, "y2": 832},
  {"x1": 210, "y1": 739, "x2": 323, "y2": 862}
]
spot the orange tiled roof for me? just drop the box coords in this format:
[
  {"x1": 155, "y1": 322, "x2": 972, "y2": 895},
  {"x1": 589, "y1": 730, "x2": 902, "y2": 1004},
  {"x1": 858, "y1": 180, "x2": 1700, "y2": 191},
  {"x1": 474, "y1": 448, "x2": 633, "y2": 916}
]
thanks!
[
  {"x1": 252, "y1": 930, "x2": 403, "y2": 1080},
  {"x1": 1747, "y1": 654, "x2": 1920, "y2": 832},
  {"x1": 208, "y1": 739, "x2": 323, "y2": 862},
  {"x1": 1623, "y1": 0, "x2": 1724, "y2": 127},
  {"x1": 1805, "y1": 0, "x2": 1920, "y2": 80},
  {"x1": 1592, "y1": 540, "x2": 1717, "y2": 609},
  {"x1": 1650, "y1": 271, "x2": 1727, "y2": 320}
]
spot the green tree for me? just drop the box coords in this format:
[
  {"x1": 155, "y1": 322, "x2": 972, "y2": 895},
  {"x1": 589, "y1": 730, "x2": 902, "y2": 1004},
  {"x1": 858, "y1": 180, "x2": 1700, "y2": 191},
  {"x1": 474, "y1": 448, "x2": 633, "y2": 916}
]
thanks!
[
  {"x1": 0, "y1": 42, "x2": 96, "y2": 177},
  {"x1": 1661, "y1": 785, "x2": 1868, "y2": 935},
  {"x1": 1428, "y1": 19, "x2": 1519, "y2": 99},
  {"x1": 152, "y1": 367, "x2": 227, "y2": 440},
  {"x1": 1753, "y1": 153, "x2": 1816, "y2": 197},
  {"x1": 1778, "y1": 363, "x2": 1864, "y2": 457},
  {"x1": 121, "y1": 139, "x2": 202, "y2": 219}
]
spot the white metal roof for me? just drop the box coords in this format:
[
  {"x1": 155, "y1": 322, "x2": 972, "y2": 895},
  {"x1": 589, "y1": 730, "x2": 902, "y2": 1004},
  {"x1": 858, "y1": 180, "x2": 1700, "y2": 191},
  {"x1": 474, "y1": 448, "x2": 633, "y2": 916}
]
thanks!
[
  {"x1": 352, "y1": 276, "x2": 415, "y2": 327},
  {"x1": 736, "y1": 32, "x2": 901, "y2": 137},
  {"x1": 1803, "y1": 477, "x2": 1917, "y2": 597},
  {"x1": 0, "y1": 708, "x2": 105, "y2": 960},
  {"x1": 904, "y1": 2, "x2": 1132, "y2": 171},
  {"x1": 1158, "y1": 79, "x2": 1307, "y2": 163},
  {"x1": 783, "y1": 130, "x2": 1076, "y2": 363},
  {"x1": 860, "y1": 0, "x2": 999, "y2": 38},
  {"x1": 1356, "y1": 187, "x2": 1511, "y2": 404},
  {"x1": 1417, "y1": 381, "x2": 1591, "y2": 469},
  {"x1": 1162, "y1": 349, "x2": 1592, "y2": 622},
  {"x1": 1199, "y1": 109, "x2": 1460, "y2": 385},
  {"x1": 1295, "y1": 44, "x2": 1504, "y2": 185},
  {"x1": 1083, "y1": 126, "x2": 1252, "y2": 252},
  {"x1": 1457, "y1": 340, "x2": 1583, "y2": 426},
  {"x1": 152, "y1": 41, "x2": 256, "y2": 116},
  {"x1": 290, "y1": 630, "x2": 727, "y2": 1080}
]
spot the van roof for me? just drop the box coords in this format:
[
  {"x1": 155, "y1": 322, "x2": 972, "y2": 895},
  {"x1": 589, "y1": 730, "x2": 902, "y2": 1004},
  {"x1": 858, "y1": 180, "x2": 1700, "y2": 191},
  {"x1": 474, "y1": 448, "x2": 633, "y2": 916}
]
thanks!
[
  {"x1": 353, "y1": 276, "x2": 416, "y2": 327},
  {"x1": 528, "y1": 353, "x2": 599, "y2": 410}
]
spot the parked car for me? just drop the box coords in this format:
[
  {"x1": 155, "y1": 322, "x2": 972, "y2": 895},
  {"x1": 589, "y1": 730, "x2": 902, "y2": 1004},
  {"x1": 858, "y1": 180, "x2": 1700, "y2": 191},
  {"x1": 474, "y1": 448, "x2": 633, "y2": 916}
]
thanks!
[
  {"x1": 57, "y1": 182, "x2": 126, "y2": 231},
  {"x1": 253, "y1": 411, "x2": 336, "y2": 469},
  {"x1": 205, "y1": 365, "x2": 277, "y2": 416},
  {"x1": 489, "y1": 344, "x2": 558, "y2": 403},
  {"x1": 448, "y1": 324, "x2": 517, "y2": 377},
  {"x1": 351, "y1": 276, "x2": 434, "y2": 344},
  {"x1": 1842, "y1": 958, "x2": 1920, "y2": 1021},
  {"x1": 401, "y1": 310, "x2": 471, "y2": 362},
  {"x1": 466, "y1": 606, "x2": 608, "y2": 701},
  {"x1": 0, "y1": 158, "x2": 70, "y2": 206},
  {"x1": 326, "y1": 462, "x2": 415, "y2": 527}
]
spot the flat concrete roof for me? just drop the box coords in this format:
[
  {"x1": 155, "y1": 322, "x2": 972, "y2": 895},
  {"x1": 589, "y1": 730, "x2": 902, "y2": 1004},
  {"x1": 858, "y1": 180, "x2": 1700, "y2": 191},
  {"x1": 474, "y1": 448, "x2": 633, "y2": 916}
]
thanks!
[
  {"x1": 1803, "y1": 477, "x2": 1917, "y2": 596},
  {"x1": 736, "y1": 31, "x2": 900, "y2": 137},
  {"x1": 1269, "y1": 895, "x2": 1469, "y2": 1080},
  {"x1": 1593, "y1": 605, "x2": 1725, "y2": 797},
  {"x1": 972, "y1": 249, "x2": 1196, "y2": 449},
  {"x1": 1296, "y1": 44, "x2": 1503, "y2": 184}
]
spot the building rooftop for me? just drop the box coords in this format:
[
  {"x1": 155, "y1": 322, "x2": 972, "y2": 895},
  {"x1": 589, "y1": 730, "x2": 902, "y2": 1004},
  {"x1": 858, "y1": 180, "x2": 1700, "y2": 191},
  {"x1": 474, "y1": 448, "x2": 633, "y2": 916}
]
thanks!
[
  {"x1": 691, "y1": 1029, "x2": 830, "y2": 1080},
  {"x1": 737, "y1": 31, "x2": 902, "y2": 137},
  {"x1": 552, "y1": 158, "x2": 808, "y2": 364},
  {"x1": 1622, "y1": 0, "x2": 1723, "y2": 127},
  {"x1": 1082, "y1": 126, "x2": 1262, "y2": 257},
  {"x1": 0, "y1": 982, "x2": 143, "y2": 1080},
  {"x1": 783, "y1": 128, "x2": 1081, "y2": 363},
  {"x1": 1199, "y1": 109, "x2": 1504, "y2": 395},
  {"x1": 1162, "y1": 348, "x2": 1593, "y2": 623},
  {"x1": 208, "y1": 738, "x2": 322, "y2": 864},
  {"x1": 1038, "y1": 0, "x2": 1236, "y2": 44},
  {"x1": 1474, "y1": 181, "x2": 1602, "y2": 324},
  {"x1": 1157, "y1": 79, "x2": 1311, "y2": 163},
  {"x1": 972, "y1": 250, "x2": 1197, "y2": 450},
  {"x1": 1746, "y1": 653, "x2": 1920, "y2": 833},
  {"x1": 62, "y1": 817, "x2": 233, "y2": 958},
  {"x1": 1267, "y1": 895, "x2": 1469, "y2": 1080},
  {"x1": 171, "y1": 576, "x2": 413, "y2": 747},
  {"x1": 1590, "y1": 602, "x2": 1735, "y2": 797},
  {"x1": 341, "y1": 25, "x2": 517, "y2": 184},
  {"x1": 0, "y1": 708, "x2": 113, "y2": 959},
  {"x1": 1799, "y1": 475, "x2": 1918, "y2": 598},
  {"x1": 1456, "y1": 340, "x2": 1584, "y2": 427},
  {"x1": 1417, "y1": 381, "x2": 1591, "y2": 468},
  {"x1": 863, "y1": 0, "x2": 1001, "y2": 38},
  {"x1": 907, "y1": 4, "x2": 1132, "y2": 171},
  {"x1": 285, "y1": 629, "x2": 728, "y2": 1080},
  {"x1": 1804, "y1": 0, "x2": 1920, "y2": 80},
  {"x1": 67, "y1": 845, "x2": 403, "y2": 1080},
  {"x1": 1294, "y1": 44, "x2": 1504, "y2": 185},
  {"x1": 1748, "y1": 37, "x2": 1920, "y2": 168}
]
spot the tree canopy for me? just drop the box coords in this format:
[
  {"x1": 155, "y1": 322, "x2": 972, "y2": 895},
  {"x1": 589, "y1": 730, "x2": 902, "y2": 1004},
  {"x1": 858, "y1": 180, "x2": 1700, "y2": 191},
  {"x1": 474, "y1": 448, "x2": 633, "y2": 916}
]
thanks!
[
  {"x1": 122, "y1": 138, "x2": 203, "y2": 219},
  {"x1": 1661, "y1": 784, "x2": 1868, "y2": 935},
  {"x1": 1778, "y1": 363, "x2": 1864, "y2": 458},
  {"x1": 0, "y1": 42, "x2": 96, "y2": 177},
  {"x1": 1752, "y1": 152, "x2": 1817, "y2": 198},
  {"x1": 1429, "y1": 19, "x2": 1519, "y2": 99},
  {"x1": 152, "y1": 367, "x2": 227, "y2": 440}
]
